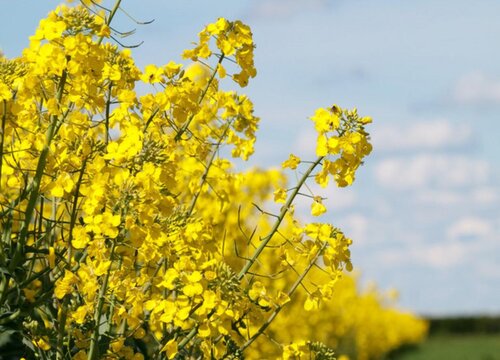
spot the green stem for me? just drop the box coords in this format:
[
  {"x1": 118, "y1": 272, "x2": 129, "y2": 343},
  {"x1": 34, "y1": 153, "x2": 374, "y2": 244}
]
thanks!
[
  {"x1": 10, "y1": 69, "x2": 68, "y2": 272},
  {"x1": 0, "y1": 273, "x2": 8, "y2": 308},
  {"x1": 0, "y1": 206, "x2": 12, "y2": 268},
  {"x1": 176, "y1": 324, "x2": 199, "y2": 351},
  {"x1": 177, "y1": 157, "x2": 324, "y2": 352},
  {"x1": 87, "y1": 240, "x2": 117, "y2": 360},
  {"x1": 0, "y1": 309, "x2": 21, "y2": 325},
  {"x1": 67, "y1": 157, "x2": 88, "y2": 264},
  {"x1": 54, "y1": 159, "x2": 87, "y2": 360},
  {"x1": 187, "y1": 121, "x2": 231, "y2": 216},
  {"x1": 143, "y1": 107, "x2": 160, "y2": 132},
  {"x1": 105, "y1": 83, "x2": 113, "y2": 145},
  {"x1": 236, "y1": 156, "x2": 323, "y2": 281},
  {"x1": 56, "y1": 297, "x2": 70, "y2": 360},
  {"x1": 0, "y1": 99, "x2": 7, "y2": 191},
  {"x1": 97, "y1": 0, "x2": 122, "y2": 45},
  {"x1": 161, "y1": 58, "x2": 230, "y2": 353},
  {"x1": 174, "y1": 54, "x2": 225, "y2": 142},
  {"x1": 238, "y1": 241, "x2": 328, "y2": 354},
  {"x1": 106, "y1": 255, "x2": 122, "y2": 335},
  {"x1": 141, "y1": 258, "x2": 164, "y2": 294}
]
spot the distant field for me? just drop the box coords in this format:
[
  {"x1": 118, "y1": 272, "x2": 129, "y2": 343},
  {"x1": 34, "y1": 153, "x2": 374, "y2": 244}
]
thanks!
[{"x1": 393, "y1": 334, "x2": 500, "y2": 360}]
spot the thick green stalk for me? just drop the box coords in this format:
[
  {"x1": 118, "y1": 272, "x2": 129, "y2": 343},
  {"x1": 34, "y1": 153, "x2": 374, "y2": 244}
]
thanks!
[
  {"x1": 55, "y1": 159, "x2": 87, "y2": 360},
  {"x1": 87, "y1": 240, "x2": 117, "y2": 360},
  {"x1": 0, "y1": 206, "x2": 12, "y2": 268},
  {"x1": 0, "y1": 273, "x2": 8, "y2": 309},
  {"x1": 10, "y1": 70, "x2": 68, "y2": 272},
  {"x1": 0, "y1": 99, "x2": 7, "y2": 190},
  {"x1": 105, "y1": 256, "x2": 123, "y2": 335},
  {"x1": 56, "y1": 297, "x2": 70, "y2": 360}
]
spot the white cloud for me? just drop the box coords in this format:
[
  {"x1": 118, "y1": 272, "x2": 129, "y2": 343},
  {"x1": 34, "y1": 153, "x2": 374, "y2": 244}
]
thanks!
[
  {"x1": 471, "y1": 187, "x2": 499, "y2": 205},
  {"x1": 372, "y1": 119, "x2": 472, "y2": 152},
  {"x1": 247, "y1": 0, "x2": 329, "y2": 19},
  {"x1": 446, "y1": 217, "x2": 494, "y2": 240},
  {"x1": 453, "y1": 71, "x2": 500, "y2": 104},
  {"x1": 415, "y1": 242, "x2": 469, "y2": 268},
  {"x1": 374, "y1": 154, "x2": 490, "y2": 190},
  {"x1": 414, "y1": 186, "x2": 499, "y2": 206},
  {"x1": 373, "y1": 216, "x2": 498, "y2": 270},
  {"x1": 414, "y1": 189, "x2": 461, "y2": 206},
  {"x1": 377, "y1": 242, "x2": 469, "y2": 269}
]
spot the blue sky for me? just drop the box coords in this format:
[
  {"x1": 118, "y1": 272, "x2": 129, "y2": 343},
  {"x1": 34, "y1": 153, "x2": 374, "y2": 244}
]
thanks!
[{"x1": 2, "y1": 0, "x2": 500, "y2": 316}]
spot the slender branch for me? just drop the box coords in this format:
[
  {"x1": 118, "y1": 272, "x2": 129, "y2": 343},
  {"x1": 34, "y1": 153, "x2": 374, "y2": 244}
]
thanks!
[
  {"x1": 186, "y1": 121, "x2": 231, "y2": 216},
  {"x1": 105, "y1": 82, "x2": 113, "y2": 145},
  {"x1": 67, "y1": 157, "x2": 88, "y2": 264},
  {"x1": 174, "y1": 54, "x2": 225, "y2": 142},
  {"x1": 238, "y1": 241, "x2": 328, "y2": 353},
  {"x1": 237, "y1": 156, "x2": 323, "y2": 281},
  {"x1": 143, "y1": 107, "x2": 160, "y2": 132},
  {"x1": 177, "y1": 156, "x2": 324, "y2": 352},
  {"x1": 97, "y1": 0, "x2": 122, "y2": 45}
]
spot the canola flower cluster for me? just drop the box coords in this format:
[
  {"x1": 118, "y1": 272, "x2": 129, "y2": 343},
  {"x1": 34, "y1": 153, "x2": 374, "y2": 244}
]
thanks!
[{"x1": 0, "y1": 1, "x2": 426, "y2": 359}]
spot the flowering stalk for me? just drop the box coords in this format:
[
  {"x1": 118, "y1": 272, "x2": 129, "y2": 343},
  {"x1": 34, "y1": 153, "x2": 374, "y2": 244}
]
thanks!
[
  {"x1": 187, "y1": 120, "x2": 232, "y2": 216},
  {"x1": 238, "y1": 241, "x2": 328, "y2": 353},
  {"x1": 0, "y1": 100, "x2": 7, "y2": 190},
  {"x1": 97, "y1": 0, "x2": 122, "y2": 45},
  {"x1": 237, "y1": 156, "x2": 323, "y2": 281},
  {"x1": 87, "y1": 240, "x2": 117, "y2": 360},
  {"x1": 174, "y1": 54, "x2": 225, "y2": 142},
  {"x1": 178, "y1": 156, "x2": 324, "y2": 352},
  {"x1": 11, "y1": 69, "x2": 68, "y2": 272}
]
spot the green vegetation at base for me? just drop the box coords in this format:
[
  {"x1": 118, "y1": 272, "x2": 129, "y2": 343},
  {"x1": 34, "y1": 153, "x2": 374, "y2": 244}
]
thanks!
[
  {"x1": 393, "y1": 334, "x2": 500, "y2": 360},
  {"x1": 428, "y1": 316, "x2": 500, "y2": 335}
]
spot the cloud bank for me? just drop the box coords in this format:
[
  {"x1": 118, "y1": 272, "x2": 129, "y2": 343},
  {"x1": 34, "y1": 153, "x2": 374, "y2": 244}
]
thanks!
[
  {"x1": 374, "y1": 154, "x2": 490, "y2": 190},
  {"x1": 453, "y1": 71, "x2": 500, "y2": 105},
  {"x1": 372, "y1": 119, "x2": 473, "y2": 152}
]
